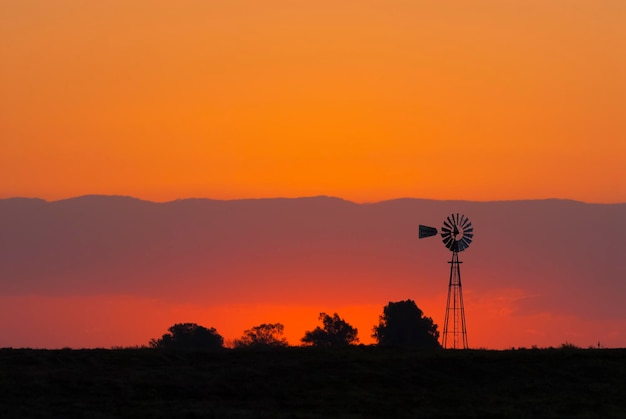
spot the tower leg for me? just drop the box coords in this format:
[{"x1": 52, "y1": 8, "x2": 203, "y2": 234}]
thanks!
[{"x1": 442, "y1": 251, "x2": 468, "y2": 349}]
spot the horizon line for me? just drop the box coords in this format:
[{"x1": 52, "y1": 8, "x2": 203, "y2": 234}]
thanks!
[{"x1": 2, "y1": 193, "x2": 624, "y2": 206}]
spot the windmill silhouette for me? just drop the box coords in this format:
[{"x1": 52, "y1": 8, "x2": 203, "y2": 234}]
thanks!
[{"x1": 419, "y1": 214, "x2": 473, "y2": 349}]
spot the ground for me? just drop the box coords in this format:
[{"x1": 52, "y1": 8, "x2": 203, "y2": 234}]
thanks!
[{"x1": 1, "y1": 346, "x2": 625, "y2": 418}]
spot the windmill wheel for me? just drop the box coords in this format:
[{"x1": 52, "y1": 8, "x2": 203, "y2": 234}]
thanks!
[{"x1": 441, "y1": 213, "x2": 473, "y2": 252}]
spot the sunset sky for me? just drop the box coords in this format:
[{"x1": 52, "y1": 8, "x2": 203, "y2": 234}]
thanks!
[
  {"x1": 1, "y1": 1, "x2": 625, "y2": 350},
  {"x1": 2, "y1": 1, "x2": 624, "y2": 203}
]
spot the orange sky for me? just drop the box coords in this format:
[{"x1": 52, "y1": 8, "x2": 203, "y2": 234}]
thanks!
[
  {"x1": 1, "y1": 2, "x2": 625, "y2": 350},
  {"x1": 1, "y1": 1, "x2": 624, "y2": 203},
  {"x1": 3, "y1": 293, "x2": 624, "y2": 349},
  {"x1": 0, "y1": 290, "x2": 626, "y2": 349}
]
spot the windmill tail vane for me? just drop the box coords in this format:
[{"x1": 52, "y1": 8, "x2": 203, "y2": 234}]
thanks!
[{"x1": 418, "y1": 225, "x2": 438, "y2": 239}]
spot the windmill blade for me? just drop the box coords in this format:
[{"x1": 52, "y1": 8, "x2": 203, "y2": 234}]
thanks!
[
  {"x1": 446, "y1": 216, "x2": 454, "y2": 228},
  {"x1": 461, "y1": 237, "x2": 472, "y2": 248},
  {"x1": 461, "y1": 216, "x2": 470, "y2": 228},
  {"x1": 458, "y1": 241, "x2": 467, "y2": 251},
  {"x1": 463, "y1": 227, "x2": 474, "y2": 234},
  {"x1": 443, "y1": 219, "x2": 452, "y2": 229},
  {"x1": 463, "y1": 232, "x2": 474, "y2": 240},
  {"x1": 443, "y1": 235, "x2": 454, "y2": 248},
  {"x1": 418, "y1": 225, "x2": 438, "y2": 239},
  {"x1": 441, "y1": 226, "x2": 451, "y2": 234},
  {"x1": 459, "y1": 214, "x2": 466, "y2": 226}
]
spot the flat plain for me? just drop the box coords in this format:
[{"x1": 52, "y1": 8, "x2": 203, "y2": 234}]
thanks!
[{"x1": 1, "y1": 346, "x2": 625, "y2": 418}]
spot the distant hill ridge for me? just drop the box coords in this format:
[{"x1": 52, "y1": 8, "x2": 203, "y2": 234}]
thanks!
[{"x1": 1, "y1": 195, "x2": 625, "y2": 323}]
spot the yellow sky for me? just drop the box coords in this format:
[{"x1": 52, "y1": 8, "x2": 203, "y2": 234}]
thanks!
[{"x1": 1, "y1": 1, "x2": 625, "y2": 202}]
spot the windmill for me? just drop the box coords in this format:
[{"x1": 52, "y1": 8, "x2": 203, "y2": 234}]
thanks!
[{"x1": 419, "y1": 214, "x2": 473, "y2": 349}]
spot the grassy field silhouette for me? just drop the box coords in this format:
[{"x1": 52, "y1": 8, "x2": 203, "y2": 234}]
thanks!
[{"x1": 2, "y1": 346, "x2": 625, "y2": 418}]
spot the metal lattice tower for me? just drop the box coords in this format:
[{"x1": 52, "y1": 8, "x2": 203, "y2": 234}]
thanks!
[
  {"x1": 419, "y1": 213, "x2": 473, "y2": 349},
  {"x1": 442, "y1": 250, "x2": 468, "y2": 349}
]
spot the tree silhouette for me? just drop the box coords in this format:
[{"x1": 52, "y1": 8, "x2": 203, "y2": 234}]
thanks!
[
  {"x1": 372, "y1": 300, "x2": 440, "y2": 349},
  {"x1": 301, "y1": 312, "x2": 359, "y2": 347},
  {"x1": 233, "y1": 323, "x2": 289, "y2": 349},
  {"x1": 149, "y1": 323, "x2": 224, "y2": 350}
]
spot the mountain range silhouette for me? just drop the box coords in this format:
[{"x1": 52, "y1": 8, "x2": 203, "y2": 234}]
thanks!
[{"x1": 1, "y1": 195, "x2": 625, "y2": 323}]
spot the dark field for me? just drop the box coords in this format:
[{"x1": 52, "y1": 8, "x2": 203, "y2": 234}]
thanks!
[{"x1": 1, "y1": 347, "x2": 625, "y2": 418}]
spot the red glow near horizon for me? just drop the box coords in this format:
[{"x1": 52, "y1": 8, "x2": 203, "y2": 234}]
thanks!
[{"x1": 1, "y1": 293, "x2": 623, "y2": 350}]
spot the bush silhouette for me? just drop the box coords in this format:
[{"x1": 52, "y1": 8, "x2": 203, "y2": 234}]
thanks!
[
  {"x1": 234, "y1": 323, "x2": 289, "y2": 348},
  {"x1": 372, "y1": 300, "x2": 440, "y2": 349},
  {"x1": 150, "y1": 323, "x2": 224, "y2": 350},
  {"x1": 301, "y1": 312, "x2": 359, "y2": 346}
]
